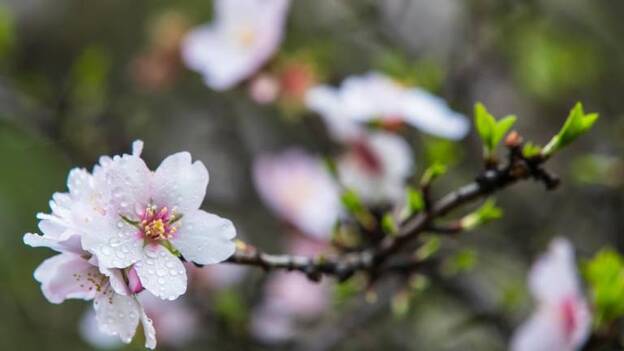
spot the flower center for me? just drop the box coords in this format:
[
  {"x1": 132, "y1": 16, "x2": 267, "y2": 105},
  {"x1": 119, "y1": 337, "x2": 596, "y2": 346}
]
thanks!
[
  {"x1": 236, "y1": 26, "x2": 256, "y2": 48},
  {"x1": 139, "y1": 205, "x2": 180, "y2": 241}
]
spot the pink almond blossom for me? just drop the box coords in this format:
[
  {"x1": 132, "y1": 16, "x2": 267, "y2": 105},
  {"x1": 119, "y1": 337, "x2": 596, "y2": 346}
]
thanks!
[
  {"x1": 510, "y1": 238, "x2": 592, "y2": 351},
  {"x1": 253, "y1": 149, "x2": 342, "y2": 240},
  {"x1": 78, "y1": 141, "x2": 237, "y2": 301},
  {"x1": 305, "y1": 71, "x2": 469, "y2": 141},
  {"x1": 182, "y1": 0, "x2": 291, "y2": 91}
]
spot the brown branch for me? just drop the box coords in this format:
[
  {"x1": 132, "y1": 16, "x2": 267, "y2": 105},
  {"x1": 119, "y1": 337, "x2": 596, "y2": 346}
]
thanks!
[{"x1": 220, "y1": 141, "x2": 557, "y2": 281}]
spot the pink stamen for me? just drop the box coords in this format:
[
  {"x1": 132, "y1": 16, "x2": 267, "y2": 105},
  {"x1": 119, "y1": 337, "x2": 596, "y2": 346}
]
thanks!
[{"x1": 137, "y1": 205, "x2": 179, "y2": 241}]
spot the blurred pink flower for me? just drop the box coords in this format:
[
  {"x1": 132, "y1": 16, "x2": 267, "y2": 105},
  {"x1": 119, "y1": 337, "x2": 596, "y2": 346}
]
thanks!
[
  {"x1": 251, "y1": 236, "x2": 331, "y2": 343},
  {"x1": 305, "y1": 71, "x2": 469, "y2": 141},
  {"x1": 510, "y1": 238, "x2": 591, "y2": 351},
  {"x1": 337, "y1": 131, "x2": 414, "y2": 205},
  {"x1": 78, "y1": 140, "x2": 236, "y2": 301},
  {"x1": 253, "y1": 149, "x2": 342, "y2": 240},
  {"x1": 182, "y1": 0, "x2": 291, "y2": 90}
]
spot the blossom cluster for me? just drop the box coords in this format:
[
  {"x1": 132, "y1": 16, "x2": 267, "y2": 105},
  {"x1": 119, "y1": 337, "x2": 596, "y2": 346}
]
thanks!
[
  {"x1": 24, "y1": 140, "x2": 237, "y2": 348},
  {"x1": 23, "y1": 0, "x2": 597, "y2": 349}
]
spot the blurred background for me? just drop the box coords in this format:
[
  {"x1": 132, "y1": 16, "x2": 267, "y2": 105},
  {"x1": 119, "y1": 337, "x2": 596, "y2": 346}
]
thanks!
[{"x1": 0, "y1": 0, "x2": 622, "y2": 350}]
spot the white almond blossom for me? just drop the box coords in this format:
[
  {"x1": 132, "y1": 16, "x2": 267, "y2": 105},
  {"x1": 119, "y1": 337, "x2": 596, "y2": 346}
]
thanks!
[
  {"x1": 337, "y1": 131, "x2": 414, "y2": 205},
  {"x1": 24, "y1": 140, "x2": 237, "y2": 346},
  {"x1": 182, "y1": 0, "x2": 291, "y2": 90},
  {"x1": 77, "y1": 141, "x2": 236, "y2": 301},
  {"x1": 253, "y1": 149, "x2": 342, "y2": 240},
  {"x1": 305, "y1": 71, "x2": 469, "y2": 141},
  {"x1": 510, "y1": 238, "x2": 592, "y2": 351}
]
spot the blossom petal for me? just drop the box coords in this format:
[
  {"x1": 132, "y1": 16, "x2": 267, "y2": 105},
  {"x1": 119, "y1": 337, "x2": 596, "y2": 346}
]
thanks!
[
  {"x1": 140, "y1": 305, "x2": 157, "y2": 349},
  {"x1": 23, "y1": 232, "x2": 84, "y2": 255},
  {"x1": 511, "y1": 307, "x2": 570, "y2": 351},
  {"x1": 171, "y1": 210, "x2": 236, "y2": 265},
  {"x1": 81, "y1": 217, "x2": 144, "y2": 269},
  {"x1": 152, "y1": 152, "x2": 209, "y2": 213},
  {"x1": 33, "y1": 253, "x2": 99, "y2": 304},
  {"x1": 104, "y1": 154, "x2": 151, "y2": 216},
  {"x1": 134, "y1": 245, "x2": 187, "y2": 300},
  {"x1": 401, "y1": 89, "x2": 470, "y2": 140},
  {"x1": 80, "y1": 310, "x2": 123, "y2": 349},
  {"x1": 529, "y1": 238, "x2": 582, "y2": 304},
  {"x1": 93, "y1": 290, "x2": 141, "y2": 345}
]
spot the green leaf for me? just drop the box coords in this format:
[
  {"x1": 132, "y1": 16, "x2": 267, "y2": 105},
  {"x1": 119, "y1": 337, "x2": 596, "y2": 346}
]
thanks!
[
  {"x1": 340, "y1": 190, "x2": 365, "y2": 214},
  {"x1": 583, "y1": 249, "x2": 624, "y2": 328},
  {"x1": 543, "y1": 102, "x2": 598, "y2": 156},
  {"x1": 493, "y1": 115, "x2": 517, "y2": 147},
  {"x1": 460, "y1": 199, "x2": 503, "y2": 230},
  {"x1": 443, "y1": 249, "x2": 478, "y2": 276},
  {"x1": 381, "y1": 213, "x2": 398, "y2": 236},
  {"x1": 474, "y1": 102, "x2": 496, "y2": 151},
  {"x1": 522, "y1": 142, "x2": 542, "y2": 158},
  {"x1": 474, "y1": 103, "x2": 517, "y2": 156},
  {"x1": 421, "y1": 162, "x2": 447, "y2": 186},
  {"x1": 415, "y1": 236, "x2": 441, "y2": 261},
  {"x1": 407, "y1": 187, "x2": 424, "y2": 213}
]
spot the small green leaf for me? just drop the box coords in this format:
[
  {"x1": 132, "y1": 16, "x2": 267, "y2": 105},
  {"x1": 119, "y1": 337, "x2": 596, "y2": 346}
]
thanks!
[
  {"x1": 474, "y1": 103, "x2": 517, "y2": 156},
  {"x1": 493, "y1": 115, "x2": 517, "y2": 146},
  {"x1": 421, "y1": 162, "x2": 447, "y2": 185},
  {"x1": 543, "y1": 102, "x2": 598, "y2": 156},
  {"x1": 583, "y1": 249, "x2": 624, "y2": 328},
  {"x1": 443, "y1": 249, "x2": 478, "y2": 276},
  {"x1": 407, "y1": 187, "x2": 424, "y2": 213},
  {"x1": 522, "y1": 142, "x2": 542, "y2": 158},
  {"x1": 474, "y1": 102, "x2": 496, "y2": 150},
  {"x1": 341, "y1": 190, "x2": 365, "y2": 214},
  {"x1": 381, "y1": 213, "x2": 398, "y2": 236},
  {"x1": 415, "y1": 236, "x2": 441, "y2": 261},
  {"x1": 460, "y1": 199, "x2": 503, "y2": 230}
]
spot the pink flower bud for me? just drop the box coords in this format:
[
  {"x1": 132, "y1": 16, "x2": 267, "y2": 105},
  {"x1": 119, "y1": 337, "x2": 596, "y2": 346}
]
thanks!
[{"x1": 127, "y1": 266, "x2": 145, "y2": 294}]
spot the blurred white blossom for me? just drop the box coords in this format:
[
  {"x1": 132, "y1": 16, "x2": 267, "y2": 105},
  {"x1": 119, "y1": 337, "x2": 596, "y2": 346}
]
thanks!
[
  {"x1": 182, "y1": 0, "x2": 291, "y2": 90},
  {"x1": 510, "y1": 238, "x2": 591, "y2": 351},
  {"x1": 305, "y1": 71, "x2": 469, "y2": 141}
]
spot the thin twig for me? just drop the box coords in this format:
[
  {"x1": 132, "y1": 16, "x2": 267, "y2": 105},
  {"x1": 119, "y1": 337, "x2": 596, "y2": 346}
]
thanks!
[{"x1": 220, "y1": 141, "x2": 558, "y2": 282}]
